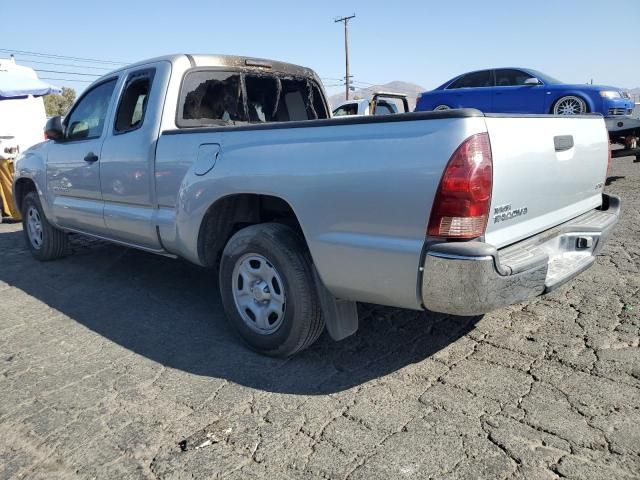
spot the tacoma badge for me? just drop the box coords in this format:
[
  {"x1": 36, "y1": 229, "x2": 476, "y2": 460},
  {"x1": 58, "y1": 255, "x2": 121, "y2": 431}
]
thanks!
[{"x1": 493, "y1": 204, "x2": 528, "y2": 223}]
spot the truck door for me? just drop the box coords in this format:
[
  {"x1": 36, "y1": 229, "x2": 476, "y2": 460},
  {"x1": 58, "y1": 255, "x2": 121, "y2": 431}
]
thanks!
[
  {"x1": 99, "y1": 62, "x2": 170, "y2": 249},
  {"x1": 46, "y1": 78, "x2": 118, "y2": 234}
]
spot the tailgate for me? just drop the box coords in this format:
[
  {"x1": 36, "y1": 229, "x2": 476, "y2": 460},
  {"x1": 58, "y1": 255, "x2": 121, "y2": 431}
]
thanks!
[{"x1": 483, "y1": 115, "x2": 609, "y2": 249}]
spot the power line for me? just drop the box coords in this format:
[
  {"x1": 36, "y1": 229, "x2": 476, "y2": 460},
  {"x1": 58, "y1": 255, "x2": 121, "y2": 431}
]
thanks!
[
  {"x1": 351, "y1": 79, "x2": 377, "y2": 87},
  {"x1": 39, "y1": 77, "x2": 94, "y2": 84},
  {"x1": 19, "y1": 59, "x2": 113, "y2": 71},
  {"x1": 35, "y1": 69, "x2": 101, "y2": 78},
  {"x1": 0, "y1": 48, "x2": 126, "y2": 65}
]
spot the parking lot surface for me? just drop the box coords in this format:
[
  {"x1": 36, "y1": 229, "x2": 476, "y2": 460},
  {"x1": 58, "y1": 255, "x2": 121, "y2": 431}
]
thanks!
[{"x1": 1, "y1": 157, "x2": 639, "y2": 480}]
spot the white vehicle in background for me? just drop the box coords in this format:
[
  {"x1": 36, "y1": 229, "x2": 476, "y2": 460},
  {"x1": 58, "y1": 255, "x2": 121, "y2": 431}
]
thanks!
[
  {"x1": 332, "y1": 92, "x2": 409, "y2": 117},
  {"x1": 0, "y1": 57, "x2": 57, "y2": 160}
]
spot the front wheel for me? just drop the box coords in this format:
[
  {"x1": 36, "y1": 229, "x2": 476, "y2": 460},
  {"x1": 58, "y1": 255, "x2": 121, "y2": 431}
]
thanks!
[
  {"x1": 21, "y1": 192, "x2": 68, "y2": 261},
  {"x1": 219, "y1": 223, "x2": 325, "y2": 357},
  {"x1": 553, "y1": 96, "x2": 588, "y2": 115}
]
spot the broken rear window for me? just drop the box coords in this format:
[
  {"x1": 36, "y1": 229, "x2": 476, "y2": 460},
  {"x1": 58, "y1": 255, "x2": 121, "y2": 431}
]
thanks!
[
  {"x1": 179, "y1": 71, "x2": 243, "y2": 126},
  {"x1": 177, "y1": 70, "x2": 328, "y2": 127}
]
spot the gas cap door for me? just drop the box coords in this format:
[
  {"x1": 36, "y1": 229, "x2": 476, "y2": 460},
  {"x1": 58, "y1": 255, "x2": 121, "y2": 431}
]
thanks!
[{"x1": 194, "y1": 143, "x2": 220, "y2": 176}]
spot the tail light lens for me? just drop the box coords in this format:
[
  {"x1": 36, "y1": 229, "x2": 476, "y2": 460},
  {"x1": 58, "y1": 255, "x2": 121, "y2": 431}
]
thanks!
[{"x1": 427, "y1": 132, "x2": 493, "y2": 239}]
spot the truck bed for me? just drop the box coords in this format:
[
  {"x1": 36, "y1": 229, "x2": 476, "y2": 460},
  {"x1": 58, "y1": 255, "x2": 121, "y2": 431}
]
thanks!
[{"x1": 155, "y1": 109, "x2": 610, "y2": 309}]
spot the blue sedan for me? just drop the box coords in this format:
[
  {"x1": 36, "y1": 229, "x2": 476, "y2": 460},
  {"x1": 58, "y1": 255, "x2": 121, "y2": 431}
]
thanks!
[{"x1": 415, "y1": 68, "x2": 634, "y2": 117}]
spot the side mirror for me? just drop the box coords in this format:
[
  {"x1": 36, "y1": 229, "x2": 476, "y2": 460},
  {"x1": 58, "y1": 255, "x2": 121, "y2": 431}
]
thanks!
[
  {"x1": 524, "y1": 77, "x2": 542, "y2": 86},
  {"x1": 44, "y1": 116, "x2": 64, "y2": 141}
]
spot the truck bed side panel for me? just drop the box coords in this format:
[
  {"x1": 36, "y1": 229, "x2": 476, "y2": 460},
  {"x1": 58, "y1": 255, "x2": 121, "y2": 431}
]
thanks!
[{"x1": 155, "y1": 116, "x2": 487, "y2": 309}]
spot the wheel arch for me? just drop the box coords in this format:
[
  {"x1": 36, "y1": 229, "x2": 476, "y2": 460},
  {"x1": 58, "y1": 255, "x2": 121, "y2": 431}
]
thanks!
[
  {"x1": 196, "y1": 193, "x2": 310, "y2": 270},
  {"x1": 13, "y1": 177, "x2": 38, "y2": 213},
  {"x1": 549, "y1": 92, "x2": 594, "y2": 114}
]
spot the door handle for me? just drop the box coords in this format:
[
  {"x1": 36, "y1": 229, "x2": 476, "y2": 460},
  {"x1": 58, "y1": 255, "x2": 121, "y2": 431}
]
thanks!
[
  {"x1": 84, "y1": 152, "x2": 99, "y2": 163},
  {"x1": 554, "y1": 135, "x2": 574, "y2": 152}
]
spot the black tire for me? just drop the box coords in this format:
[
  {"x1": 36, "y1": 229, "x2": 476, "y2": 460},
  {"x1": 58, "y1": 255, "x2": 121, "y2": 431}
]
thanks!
[
  {"x1": 219, "y1": 223, "x2": 324, "y2": 357},
  {"x1": 21, "y1": 191, "x2": 68, "y2": 261}
]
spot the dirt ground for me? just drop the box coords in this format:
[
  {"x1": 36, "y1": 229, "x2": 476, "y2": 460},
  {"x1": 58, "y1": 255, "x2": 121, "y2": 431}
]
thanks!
[{"x1": 0, "y1": 156, "x2": 638, "y2": 480}]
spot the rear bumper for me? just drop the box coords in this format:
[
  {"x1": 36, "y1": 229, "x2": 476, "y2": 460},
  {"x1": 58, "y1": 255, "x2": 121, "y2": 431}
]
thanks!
[{"x1": 421, "y1": 194, "x2": 620, "y2": 316}]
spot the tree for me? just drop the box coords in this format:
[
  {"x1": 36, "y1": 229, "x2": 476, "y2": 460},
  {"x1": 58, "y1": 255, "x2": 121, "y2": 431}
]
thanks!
[{"x1": 43, "y1": 87, "x2": 76, "y2": 116}]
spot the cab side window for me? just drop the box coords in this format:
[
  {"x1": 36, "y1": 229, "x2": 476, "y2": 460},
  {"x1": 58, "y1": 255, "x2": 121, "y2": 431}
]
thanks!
[
  {"x1": 447, "y1": 71, "x2": 494, "y2": 89},
  {"x1": 64, "y1": 79, "x2": 117, "y2": 140},
  {"x1": 495, "y1": 69, "x2": 534, "y2": 87},
  {"x1": 115, "y1": 70, "x2": 155, "y2": 133}
]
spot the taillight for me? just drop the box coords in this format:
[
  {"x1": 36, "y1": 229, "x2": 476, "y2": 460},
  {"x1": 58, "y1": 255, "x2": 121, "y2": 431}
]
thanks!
[{"x1": 427, "y1": 132, "x2": 493, "y2": 239}]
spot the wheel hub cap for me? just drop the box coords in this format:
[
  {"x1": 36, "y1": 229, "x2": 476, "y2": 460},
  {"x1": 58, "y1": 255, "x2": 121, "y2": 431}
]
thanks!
[
  {"x1": 556, "y1": 98, "x2": 583, "y2": 115},
  {"x1": 251, "y1": 281, "x2": 271, "y2": 302},
  {"x1": 26, "y1": 206, "x2": 43, "y2": 250},
  {"x1": 232, "y1": 254, "x2": 286, "y2": 334}
]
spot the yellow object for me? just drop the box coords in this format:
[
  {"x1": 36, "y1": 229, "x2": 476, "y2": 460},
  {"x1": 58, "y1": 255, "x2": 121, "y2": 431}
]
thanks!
[{"x1": 0, "y1": 159, "x2": 21, "y2": 220}]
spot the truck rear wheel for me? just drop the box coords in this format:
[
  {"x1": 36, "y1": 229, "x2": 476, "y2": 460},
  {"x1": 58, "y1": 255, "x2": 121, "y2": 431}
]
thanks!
[
  {"x1": 21, "y1": 192, "x2": 68, "y2": 261},
  {"x1": 219, "y1": 223, "x2": 324, "y2": 357}
]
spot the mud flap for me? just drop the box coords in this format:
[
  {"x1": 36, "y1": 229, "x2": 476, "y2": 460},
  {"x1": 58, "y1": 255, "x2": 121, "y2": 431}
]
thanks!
[{"x1": 312, "y1": 266, "x2": 358, "y2": 341}]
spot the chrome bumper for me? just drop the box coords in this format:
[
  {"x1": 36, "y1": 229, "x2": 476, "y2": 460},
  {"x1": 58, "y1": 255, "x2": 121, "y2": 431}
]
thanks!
[{"x1": 421, "y1": 194, "x2": 620, "y2": 316}]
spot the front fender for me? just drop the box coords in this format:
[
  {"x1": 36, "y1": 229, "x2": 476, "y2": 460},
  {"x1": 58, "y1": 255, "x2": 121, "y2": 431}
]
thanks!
[
  {"x1": 547, "y1": 90, "x2": 598, "y2": 114},
  {"x1": 13, "y1": 141, "x2": 53, "y2": 219}
]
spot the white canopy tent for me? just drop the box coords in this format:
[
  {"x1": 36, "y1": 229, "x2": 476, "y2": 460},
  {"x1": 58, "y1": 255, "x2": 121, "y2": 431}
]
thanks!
[{"x1": 0, "y1": 59, "x2": 61, "y2": 98}]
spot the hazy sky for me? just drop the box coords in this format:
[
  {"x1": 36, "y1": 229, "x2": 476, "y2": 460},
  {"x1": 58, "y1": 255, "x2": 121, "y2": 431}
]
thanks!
[{"x1": 3, "y1": 0, "x2": 638, "y2": 96}]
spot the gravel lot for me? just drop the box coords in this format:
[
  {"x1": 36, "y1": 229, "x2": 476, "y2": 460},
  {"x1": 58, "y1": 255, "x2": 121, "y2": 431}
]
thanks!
[{"x1": 1, "y1": 156, "x2": 639, "y2": 480}]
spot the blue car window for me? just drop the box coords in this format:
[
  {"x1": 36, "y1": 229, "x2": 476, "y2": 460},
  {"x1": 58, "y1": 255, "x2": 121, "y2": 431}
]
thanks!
[
  {"x1": 447, "y1": 70, "x2": 493, "y2": 89},
  {"x1": 495, "y1": 69, "x2": 534, "y2": 87}
]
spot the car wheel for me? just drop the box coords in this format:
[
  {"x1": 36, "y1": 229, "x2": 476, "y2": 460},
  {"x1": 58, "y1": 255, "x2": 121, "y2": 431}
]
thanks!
[
  {"x1": 21, "y1": 192, "x2": 68, "y2": 261},
  {"x1": 553, "y1": 96, "x2": 588, "y2": 115},
  {"x1": 434, "y1": 105, "x2": 451, "y2": 111},
  {"x1": 219, "y1": 222, "x2": 325, "y2": 357}
]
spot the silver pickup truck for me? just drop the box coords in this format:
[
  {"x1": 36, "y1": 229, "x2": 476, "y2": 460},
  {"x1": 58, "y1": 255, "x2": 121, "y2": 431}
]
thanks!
[{"x1": 13, "y1": 54, "x2": 620, "y2": 357}]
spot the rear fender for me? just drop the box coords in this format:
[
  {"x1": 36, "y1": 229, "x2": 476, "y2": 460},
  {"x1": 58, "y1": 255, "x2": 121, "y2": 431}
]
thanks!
[
  {"x1": 164, "y1": 161, "x2": 309, "y2": 268},
  {"x1": 416, "y1": 91, "x2": 448, "y2": 111}
]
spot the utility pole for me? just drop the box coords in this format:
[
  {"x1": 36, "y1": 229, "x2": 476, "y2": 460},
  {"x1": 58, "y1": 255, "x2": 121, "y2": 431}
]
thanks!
[{"x1": 335, "y1": 14, "x2": 356, "y2": 100}]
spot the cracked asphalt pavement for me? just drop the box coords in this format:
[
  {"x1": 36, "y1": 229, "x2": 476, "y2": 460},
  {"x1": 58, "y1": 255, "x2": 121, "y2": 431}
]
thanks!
[{"x1": 1, "y1": 156, "x2": 639, "y2": 479}]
